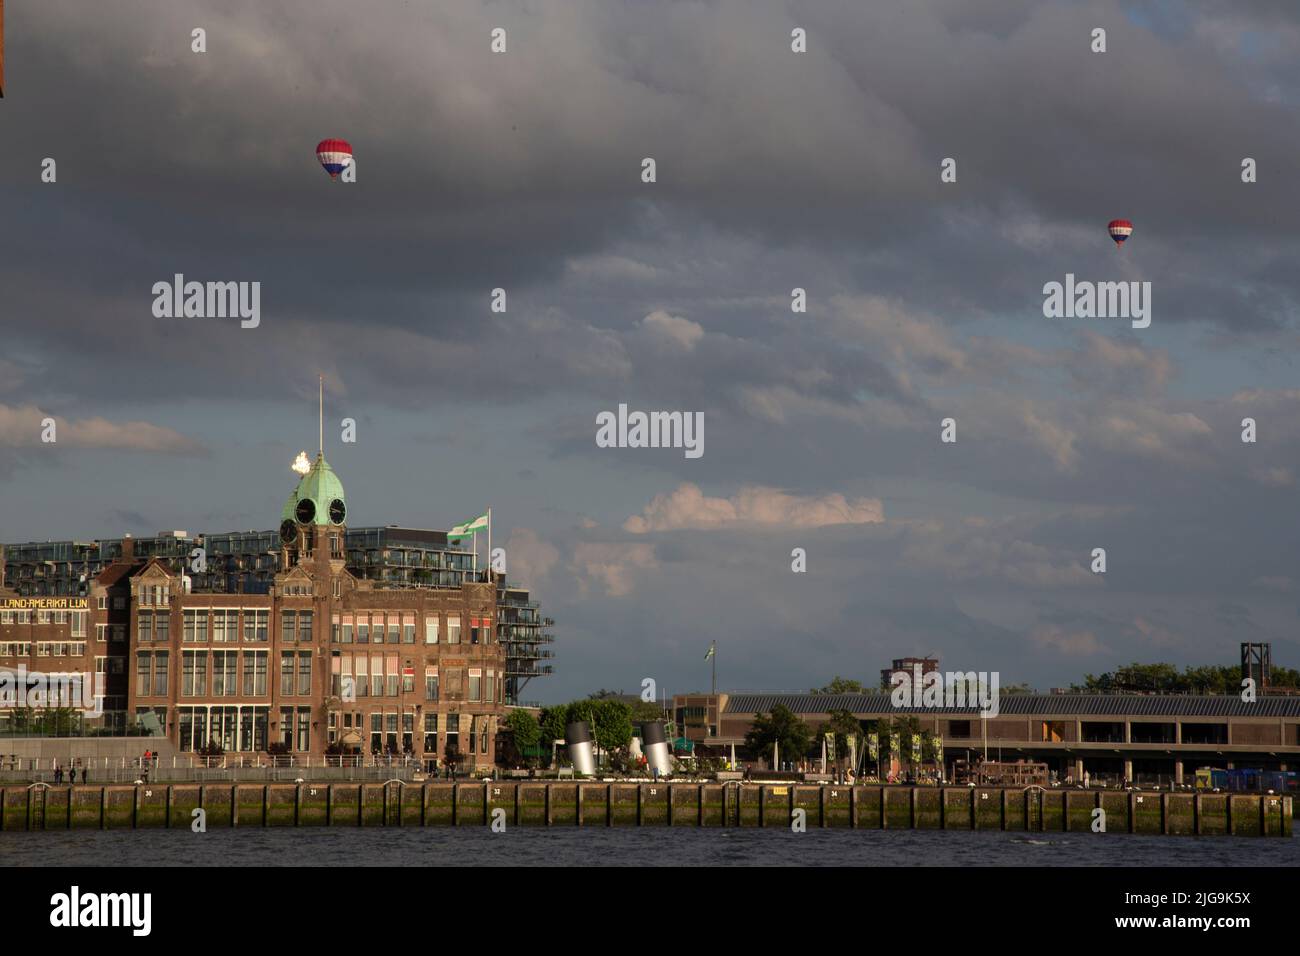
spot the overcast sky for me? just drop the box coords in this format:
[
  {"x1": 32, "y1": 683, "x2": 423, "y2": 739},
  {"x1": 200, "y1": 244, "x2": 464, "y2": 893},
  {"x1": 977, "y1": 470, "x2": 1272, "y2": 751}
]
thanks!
[{"x1": 3, "y1": 0, "x2": 1300, "y2": 703}]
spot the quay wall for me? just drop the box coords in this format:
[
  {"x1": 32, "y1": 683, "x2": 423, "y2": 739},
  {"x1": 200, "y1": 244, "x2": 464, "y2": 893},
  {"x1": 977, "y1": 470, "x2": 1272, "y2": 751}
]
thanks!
[{"x1": 0, "y1": 783, "x2": 1290, "y2": 836}]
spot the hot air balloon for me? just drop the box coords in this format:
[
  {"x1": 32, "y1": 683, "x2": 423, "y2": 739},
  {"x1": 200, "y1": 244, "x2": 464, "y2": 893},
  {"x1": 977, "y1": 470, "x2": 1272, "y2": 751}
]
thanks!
[
  {"x1": 1108, "y1": 219, "x2": 1133, "y2": 247},
  {"x1": 316, "y1": 139, "x2": 353, "y2": 180}
]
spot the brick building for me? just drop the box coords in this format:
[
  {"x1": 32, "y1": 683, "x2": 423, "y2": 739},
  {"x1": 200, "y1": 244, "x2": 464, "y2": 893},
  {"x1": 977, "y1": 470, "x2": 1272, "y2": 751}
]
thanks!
[{"x1": 1, "y1": 452, "x2": 529, "y2": 770}]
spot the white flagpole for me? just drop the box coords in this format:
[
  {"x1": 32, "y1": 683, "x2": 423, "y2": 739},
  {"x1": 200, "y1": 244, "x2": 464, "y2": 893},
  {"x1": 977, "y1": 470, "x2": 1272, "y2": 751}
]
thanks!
[{"x1": 487, "y1": 507, "x2": 492, "y2": 583}]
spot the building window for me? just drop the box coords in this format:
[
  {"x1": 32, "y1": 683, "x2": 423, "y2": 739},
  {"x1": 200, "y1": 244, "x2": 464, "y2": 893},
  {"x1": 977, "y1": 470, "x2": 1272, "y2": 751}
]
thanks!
[
  {"x1": 280, "y1": 707, "x2": 295, "y2": 749},
  {"x1": 370, "y1": 713, "x2": 383, "y2": 754},
  {"x1": 355, "y1": 656, "x2": 369, "y2": 698},
  {"x1": 423, "y1": 713, "x2": 437, "y2": 752},
  {"x1": 386, "y1": 655, "x2": 399, "y2": 697},
  {"x1": 212, "y1": 651, "x2": 237, "y2": 696},
  {"x1": 138, "y1": 611, "x2": 153, "y2": 643},
  {"x1": 282, "y1": 611, "x2": 297, "y2": 644},
  {"x1": 96, "y1": 624, "x2": 108, "y2": 644},
  {"x1": 136, "y1": 652, "x2": 151, "y2": 696},
  {"x1": 182, "y1": 650, "x2": 207, "y2": 697},
  {"x1": 242, "y1": 650, "x2": 268, "y2": 696},
  {"x1": 402, "y1": 666, "x2": 414, "y2": 694},
  {"x1": 425, "y1": 616, "x2": 439, "y2": 644},
  {"x1": 356, "y1": 618, "x2": 369, "y2": 644},
  {"x1": 243, "y1": 609, "x2": 268, "y2": 643},
  {"x1": 71, "y1": 611, "x2": 87, "y2": 637},
  {"x1": 388, "y1": 621, "x2": 399, "y2": 644},
  {"x1": 297, "y1": 652, "x2": 312, "y2": 696},
  {"x1": 425, "y1": 667, "x2": 439, "y2": 701},
  {"x1": 402, "y1": 616, "x2": 415, "y2": 644},
  {"x1": 281, "y1": 652, "x2": 295, "y2": 696},
  {"x1": 468, "y1": 669, "x2": 481, "y2": 702},
  {"x1": 447, "y1": 615, "x2": 460, "y2": 645},
  {"x1": 213, "y1": 609, "x2": 237, "y2": 643},
  {"x1": 446, "y1": 714, "x2": 459, "y2": 756},
  {"x1": 183, "y1": 609, "x2": 209, "y2": 643},
  {"x1": 155, "y1": 612, "x2": 170, "y2": 644},
  {"x1": 297, "y1": 706, "x2": 311, "y2": 752},
  {"x1": 152, "y1": 652, "x2": 168, "y2": 697},
  {"x1": 97, "y1": 596, "x2": 107, "y2": 611},
  {"x1": 299, "y1": 612, "x2": 313, "y2": 643},
  {"x1": 485, "y1": 672, "x2": 494, "y2": 704}
]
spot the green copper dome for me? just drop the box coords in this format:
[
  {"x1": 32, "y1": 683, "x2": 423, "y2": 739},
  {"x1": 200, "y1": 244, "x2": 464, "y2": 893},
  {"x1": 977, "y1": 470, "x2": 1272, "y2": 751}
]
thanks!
[{"x1": 282, "y1": 453, "x2": 347, "y2": 527}]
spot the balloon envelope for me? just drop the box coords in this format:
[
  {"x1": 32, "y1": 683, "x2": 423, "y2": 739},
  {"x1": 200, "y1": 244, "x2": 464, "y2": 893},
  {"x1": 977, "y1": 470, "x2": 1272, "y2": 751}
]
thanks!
[
  {"x1": 1108, "y1": 219, "x2": 1133, "y2": 246},
  {"x1": 316, "y1": 139, "x2": 353, "y2": 180}
]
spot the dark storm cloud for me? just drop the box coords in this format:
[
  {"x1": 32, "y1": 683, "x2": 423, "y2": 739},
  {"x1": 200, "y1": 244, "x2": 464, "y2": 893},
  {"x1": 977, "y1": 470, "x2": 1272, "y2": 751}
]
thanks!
[
  {"x1": 6, "y1": 0, "x2": 1300, "y2": 409},
  {"x1": 5, "y1": 1, "x2": 1300, "y2": 695}
]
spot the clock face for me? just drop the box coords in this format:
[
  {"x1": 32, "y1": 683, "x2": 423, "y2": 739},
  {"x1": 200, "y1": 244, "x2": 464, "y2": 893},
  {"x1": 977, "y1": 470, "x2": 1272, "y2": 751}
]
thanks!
[
  {"x1": 280, "y1": 519, "x2": 297, "y2": 545},
  {"x1": 295, "y1": 498, "x2": 317, "y2": 524},
  {"x1": 329, "y1": 498, "x2": 347, "y2": 524}
]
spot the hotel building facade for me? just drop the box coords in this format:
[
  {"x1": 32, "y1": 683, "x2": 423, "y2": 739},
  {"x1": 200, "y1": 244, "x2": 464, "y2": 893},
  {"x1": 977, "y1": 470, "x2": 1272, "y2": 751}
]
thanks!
[{"x1": 0, "y1": 454, "x2": 554, "y2": 770}]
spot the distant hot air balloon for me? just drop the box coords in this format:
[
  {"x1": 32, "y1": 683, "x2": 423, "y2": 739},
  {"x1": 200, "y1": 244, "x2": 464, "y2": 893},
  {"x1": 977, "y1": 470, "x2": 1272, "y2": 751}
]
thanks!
[
  {"x1": 316, "y1": 139, "x2": 353, "y2": 180},
  {"x1": 1108, "y1": 219, "x2": 1133, "y2": 247}
]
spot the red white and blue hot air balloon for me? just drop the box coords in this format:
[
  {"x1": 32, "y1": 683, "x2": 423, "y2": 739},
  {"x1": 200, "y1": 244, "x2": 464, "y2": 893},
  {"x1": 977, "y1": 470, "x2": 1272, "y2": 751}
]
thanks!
[
  {"x1": 316, "y1": 139, "x2": 353, "y2": 180},
  {"x1": 1108, "y1": 218, "x2": 1133, "y2": 247}
]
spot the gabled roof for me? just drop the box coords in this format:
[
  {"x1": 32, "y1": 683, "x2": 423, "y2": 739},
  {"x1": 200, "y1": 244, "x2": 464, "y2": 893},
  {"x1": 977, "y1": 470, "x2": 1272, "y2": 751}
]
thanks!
[{"x1": 95, "y1": 560, "x2": 144, "y2": 588}]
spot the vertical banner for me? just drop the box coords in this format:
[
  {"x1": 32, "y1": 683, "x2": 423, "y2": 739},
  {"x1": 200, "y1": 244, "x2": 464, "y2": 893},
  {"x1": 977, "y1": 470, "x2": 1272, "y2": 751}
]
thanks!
[
  {"x1": 867, "y1": 731, "x2": 878, "y2": 760},
  {"x1": 824, "y1": 731, "x2": 836, "y2": 762},
  {"x1": 911, "y1": 732, "x2": 922, "y2": 766}
]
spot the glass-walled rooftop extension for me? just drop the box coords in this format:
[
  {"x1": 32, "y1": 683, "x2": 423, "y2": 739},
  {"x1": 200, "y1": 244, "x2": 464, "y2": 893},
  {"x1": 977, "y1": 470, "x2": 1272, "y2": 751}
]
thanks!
[{"x1": 4, "y1": 526, "x2": 556, "y2": 703}]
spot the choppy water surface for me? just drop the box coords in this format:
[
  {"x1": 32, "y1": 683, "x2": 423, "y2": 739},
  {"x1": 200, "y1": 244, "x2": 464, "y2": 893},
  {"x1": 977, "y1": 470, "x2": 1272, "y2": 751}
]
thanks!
[{"x1": 1, "y1": 827, "x2": 1295, "y2": 866}]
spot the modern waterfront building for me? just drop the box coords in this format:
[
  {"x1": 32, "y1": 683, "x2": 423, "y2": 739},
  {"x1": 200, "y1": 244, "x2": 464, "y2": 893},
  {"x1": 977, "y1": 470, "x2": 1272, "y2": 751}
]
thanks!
[
  {"x1": 0, "y1": 452, "x2": 555, "y2": 767},
  {"x1": 673, "y1": 691, "x2": 1300, "y2": 785}
]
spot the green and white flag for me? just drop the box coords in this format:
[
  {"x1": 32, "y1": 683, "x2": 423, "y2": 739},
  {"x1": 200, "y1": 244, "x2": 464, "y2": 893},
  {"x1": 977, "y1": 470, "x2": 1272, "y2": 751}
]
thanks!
[
  {"x1": 448, "y1": 513, "x2": 488, "y2": 541},
  {"x1": 704, "y1": 642, "x2": 715, "y2": 660}
]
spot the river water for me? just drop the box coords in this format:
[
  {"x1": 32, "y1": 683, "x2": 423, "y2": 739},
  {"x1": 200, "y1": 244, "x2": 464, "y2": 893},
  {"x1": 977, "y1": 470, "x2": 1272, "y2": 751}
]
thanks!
[{"x1": 1, "y1": 827, "x2": 1295, "y2": 866}]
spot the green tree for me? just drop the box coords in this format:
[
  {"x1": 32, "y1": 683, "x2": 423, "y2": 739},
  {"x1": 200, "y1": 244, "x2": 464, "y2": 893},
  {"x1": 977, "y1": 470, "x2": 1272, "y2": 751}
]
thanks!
[
  {"x1": 745, "y1": 705, "x2": 812, "y2": 767},
  {"x1": 812, "y1": 708, "x2": 862, "y2": 771},
  {"x1": 505, "y1": 709, "x2": 541, "y2": 749},
  {"x1": 629, "y1": 697, "x2": 665, "y2": 723},
  {"x1": 538, "y1": 704, "x2": 568, "y2": 752},
  {"x1": 811, "y1": 676, "x2": 866, "y2": 695},
  {"x1": 567, "y1": 698, "x2": 633, "y2": 755}
]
